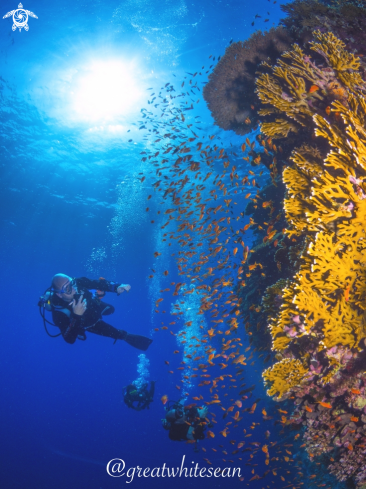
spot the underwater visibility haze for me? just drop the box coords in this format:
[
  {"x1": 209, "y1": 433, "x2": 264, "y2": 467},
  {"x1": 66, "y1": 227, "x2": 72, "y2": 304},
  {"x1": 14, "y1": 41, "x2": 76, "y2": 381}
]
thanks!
[{"x1": 3, "y1": 0, "x2": 366, "y2": 488}]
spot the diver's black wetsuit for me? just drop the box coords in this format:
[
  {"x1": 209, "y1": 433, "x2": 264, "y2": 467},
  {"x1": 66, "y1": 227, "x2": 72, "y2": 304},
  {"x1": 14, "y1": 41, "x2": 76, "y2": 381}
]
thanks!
[
  {"x1": 166, "y1": 406, "x2": 206, "y2": 441},
  {"x1": 168, "y1": 421, "x2": 205, "y2": 441},
  {"x1": 51, "y1": 277, "x2": 127, "y2": 344}
]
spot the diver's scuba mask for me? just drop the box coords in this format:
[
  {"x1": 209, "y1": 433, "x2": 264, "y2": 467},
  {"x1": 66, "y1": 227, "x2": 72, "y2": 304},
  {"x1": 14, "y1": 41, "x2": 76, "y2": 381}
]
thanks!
[{"x1": 58, "y1": 278, "x2": 76, "y2": 295}]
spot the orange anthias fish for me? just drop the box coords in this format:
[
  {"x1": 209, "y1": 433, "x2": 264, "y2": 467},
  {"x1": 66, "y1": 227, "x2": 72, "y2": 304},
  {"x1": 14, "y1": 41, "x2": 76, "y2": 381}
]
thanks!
[
  {"x1": 250, "y1": 402, "x2": 257, "y2": 413},
  {"x1": 161, "y1": 395, "x2": 168, "y2": 405},
  {"x1": 309, "y1": 85, "x2": 320, "y2": 93},
  {"x1": 304, "y1": 405, "x2": 312, "y2": 413},
  {"x1": 351, "y1": 388, "x2": 361, "y2": 394},
  {"x1": 318, "y1": 401, "x2": 332, "y2": 409}
]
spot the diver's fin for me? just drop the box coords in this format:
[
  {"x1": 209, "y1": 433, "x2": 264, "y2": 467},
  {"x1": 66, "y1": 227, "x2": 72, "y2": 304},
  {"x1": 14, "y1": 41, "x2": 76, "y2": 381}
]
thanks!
[{"x1": 124, "y1": 333, "x2": 153, "y2": 351}]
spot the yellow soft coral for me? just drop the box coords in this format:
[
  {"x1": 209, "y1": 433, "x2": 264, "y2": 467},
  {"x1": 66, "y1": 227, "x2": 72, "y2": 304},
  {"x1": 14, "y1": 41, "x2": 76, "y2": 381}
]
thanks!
[
  {"x1": 260, "y1": 31, "x2": 366, "y2": 397},
  {"x1": 268, "y1": 282, "x2": 298, "y2": 351},
  {"x1": 310, "y1": 31, "x2": 363, "y2": 89},
  {"x1": 263, "y1": 358, "x2": 309, "y2": 398},
  {"x1": 256, "y1": 30, "x2": 365, "y2": 139}
]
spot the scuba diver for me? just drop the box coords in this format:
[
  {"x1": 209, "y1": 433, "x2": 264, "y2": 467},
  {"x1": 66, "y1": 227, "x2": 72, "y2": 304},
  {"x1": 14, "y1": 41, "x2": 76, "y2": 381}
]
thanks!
[
  {"x1": 123, "y1": 381, "x2": 156, "y2": 410},
  {"x1": 162, "y1": 400, "x2": 211, "y2": 450},
  {"x1": 38, "y1": 273, "x2": 153, "y2": 351}
]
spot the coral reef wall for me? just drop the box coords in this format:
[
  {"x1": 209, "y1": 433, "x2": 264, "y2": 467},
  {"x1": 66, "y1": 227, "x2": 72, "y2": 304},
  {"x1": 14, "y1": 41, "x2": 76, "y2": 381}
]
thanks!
[{"x1": 204, "y1": 1, "x2": 366, "y2": 486}]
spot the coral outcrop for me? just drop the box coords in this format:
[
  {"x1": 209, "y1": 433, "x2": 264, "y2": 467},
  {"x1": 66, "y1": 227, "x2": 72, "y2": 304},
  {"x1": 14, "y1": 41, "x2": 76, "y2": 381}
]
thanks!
[{"x1": 203, "y1": 28, "x2": 296, "y2": 135}]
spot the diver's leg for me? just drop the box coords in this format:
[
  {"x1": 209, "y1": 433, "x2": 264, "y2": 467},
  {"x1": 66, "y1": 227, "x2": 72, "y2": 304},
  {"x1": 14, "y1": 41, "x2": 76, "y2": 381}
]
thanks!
[
  {"x1": 87, "y1": 320, "x2": 127, "y2": 340},
  {"x1": 87, "y1": 320, "x2": 152, "y2": 350},
  {"x1": 98, "y1": 301, "x2": 115, "y2": 316}
]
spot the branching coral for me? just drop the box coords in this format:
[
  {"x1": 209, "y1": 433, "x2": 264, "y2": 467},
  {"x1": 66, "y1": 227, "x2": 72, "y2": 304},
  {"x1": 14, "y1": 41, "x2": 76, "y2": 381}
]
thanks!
[
  {"x1": 262, "y1": 278, "x2": 289, "y2": 316},
  {"x1": 255, "y1": 31, "x2": 366, "y2": 139},
  {"x1": 262, "y1": 358, "x2": 309, "y2": 398},
  {"x1": 309, "y1": 31, "x2": 363, "y2": 90},
  {"x1": 258, "y1": 30, "x2": 366, "y2": 486},
  {"x1": 266, "y1": 34, "x2": 366, "y2": 365}
]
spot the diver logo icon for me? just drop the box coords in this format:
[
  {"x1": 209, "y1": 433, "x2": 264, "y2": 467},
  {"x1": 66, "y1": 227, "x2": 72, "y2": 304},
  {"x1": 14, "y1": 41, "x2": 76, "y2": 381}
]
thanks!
[{"x1": 3, "y1": 3, "x2": 38, "y2": 32}]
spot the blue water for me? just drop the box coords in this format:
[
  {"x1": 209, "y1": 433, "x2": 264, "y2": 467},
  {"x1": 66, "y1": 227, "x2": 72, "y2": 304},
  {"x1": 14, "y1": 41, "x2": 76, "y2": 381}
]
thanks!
[{"x1": 0, "y1": 1, "x2": 302, "y2": 488}]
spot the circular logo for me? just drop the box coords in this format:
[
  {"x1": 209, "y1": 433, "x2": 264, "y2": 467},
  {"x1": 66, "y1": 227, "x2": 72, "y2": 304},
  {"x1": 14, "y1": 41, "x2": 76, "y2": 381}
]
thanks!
[{"x1": 13, "y1": 8, "x2": 28, "y2": 28}]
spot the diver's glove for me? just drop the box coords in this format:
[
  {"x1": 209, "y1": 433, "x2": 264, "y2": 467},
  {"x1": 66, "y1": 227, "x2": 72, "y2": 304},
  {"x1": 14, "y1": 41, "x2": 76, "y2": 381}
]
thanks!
[
  {"x1": 109, "y1": 282, "x2": 131, "y2": 295},
  {"x1": 116, "y1": 284, "x2": 131, "y2": 295},
  {"x1": 197, "y1": 406, "x2": 209, "y2": 419}
]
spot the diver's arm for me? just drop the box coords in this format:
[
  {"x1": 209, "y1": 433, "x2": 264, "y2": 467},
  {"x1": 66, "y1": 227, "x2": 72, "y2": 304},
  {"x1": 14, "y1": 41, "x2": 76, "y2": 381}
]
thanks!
[
  {"x1": 52, "y1": 309, "x2": 82, "y2": 344},
  {"x1": 76, "y1": 277, "x2": 128, "y2": 294}
]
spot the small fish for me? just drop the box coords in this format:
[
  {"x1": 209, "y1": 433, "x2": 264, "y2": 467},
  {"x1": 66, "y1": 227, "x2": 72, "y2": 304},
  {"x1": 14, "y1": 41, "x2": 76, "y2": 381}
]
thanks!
[
  {"x1": 351, "y1": 388, "x2": 361, "y2": 394},
  {"x1": 318, "y1": 401, "x2": 332, "y2": 409},
  {"x1": 262, "y1": 201, "x2": 272, "y2": 208},
  {"x1": 309, "y1": 85, "x2": 320, "y2": 93},
  {"x1": 249, "y1": 402, "x2": 257, "y2": 413},
  {"x1": 161, "y1": 395, "x2": 168, "y2": 405}
]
